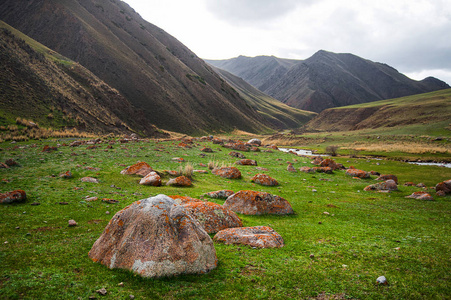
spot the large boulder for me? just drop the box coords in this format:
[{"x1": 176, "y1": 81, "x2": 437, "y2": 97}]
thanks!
[
  {"x1": 406, "y1": 191, "x2": 434, "y2": 201},
  {"x1": 435, "y1": 179, "x2": 451, "y2": 194},
  {"x1": 224, "y1": 190, "x2": 293, "y2": 215},
  {"x1": 250, "y1": 174, "x2": 279, "y2": 186},
  {"x1": 88, "y1": 195, "x2": 217, "y2": 278},
  {"x1": 320, "y1": 158, "x2": 343, "y2": 170},
  {"x1": 0, "y1": 190, "x2": 27, "y2": 204},
  {"x1": 300, "y1": 166, "x2": 315, "y2": 173},
  {"x1": 139, "y1": 171, "x2": 162, "y2": 186},
  {"x1": 212, "y1": 167, "x2": 241, "y2": 179},
  {"x1": 247, "y1": 138, "x2": 262, "y2": 146},
  {"x1": 182, "y1": 201, "x2": 243, "y2": 233},
  {"x1": 120, "y1": 162, "x2": 153, "y2": 177},
  {"x1": 168, "y1": 195, "x2": 202, "y2": 204},
  {"x1": 214, "y1": 226, "x2": 284, "y2": 248}
]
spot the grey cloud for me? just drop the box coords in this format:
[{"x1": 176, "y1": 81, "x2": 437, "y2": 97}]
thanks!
[{"x1": 205, "y1": 0, "x2": 314, "y2": 25}]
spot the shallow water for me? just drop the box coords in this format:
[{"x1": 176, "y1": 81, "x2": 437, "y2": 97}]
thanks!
[
  {"x1": 279, "y1": 148, "x2": 326, "y2": 156},
  {"x1": 408, "y1": 162, "x2": 451, "y2": 168}
]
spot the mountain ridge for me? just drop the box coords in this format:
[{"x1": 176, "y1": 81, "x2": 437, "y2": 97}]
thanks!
[{"x1": 206, "y1": 50, "x2": 450, "y2": 113}]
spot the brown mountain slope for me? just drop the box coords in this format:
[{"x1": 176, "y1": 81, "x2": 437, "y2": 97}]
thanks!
[
  {"x1": 302, "y1": 89, "x2": 451, "y2": 132},
  {"x1": 207, "y1": 51, "x2": 450, "y2": 113},
  {"x1": 0, "y1": 21, "x2": 165, "y2": 137},
  {"x1": 0, "y1": 0, "x2": 269, "y2": 134},
  {"x1": 210, "y1": 65, "x2": 317, "y2": 129}
]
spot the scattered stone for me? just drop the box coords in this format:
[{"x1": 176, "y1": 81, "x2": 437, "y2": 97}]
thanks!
[
  {"x1": 406, "y1": 191, "x2": 434, "y2": 201},
  {"x1": 376, "y1": 276, "x2": 388, "y2": 285},
  {"x1": 0, "y1": 190, "x2": 27, "y2": 204},
  {"x1": 96, "y1": 288, "x2": 107, "y2": 295},
  {"x1": 247, "y1": 138, "x2": 262, "y2": 146},
  {"x1": 299, "y1": 166, "x2": 315, "y2": 173},
  {"x1": 59, "y1": 202, "x2": 68, "y2": 205},
  {"x1": 182, "y1": 201, "x2": 243, "y2": 233},
  {"x1": 204, "y1": 190, "x2": 235, "y2": 199},
  {"x1": 404, "y1": 182, "x2": 415, "y2": 186},
  {"x1": 416, "y1": 183, "x2": 426, "y2": 188},
  {"x1": 193, "y1": 170, "x2": 208, "y2": 174},
  {"x1": 309, "y1": 254, "x2": 315, "y2": 258},
  {"x1": 68, "y1": 220, "x2": 77, "y2": 227},
  {"x1": 250, "y1": 174, "x2": 279, "y2": 186},
  {"x1": 345, "y1": 168, "x2": 370, "y2": 178},
  {"x1": 214, "y1": 226, "x2": 284, "y2": 248},
  {"x1": 86, "y1": 197, "x2": 98, "y2": 202},
  {"x1": 31, "y1": 202, "x2": 40, "y2": 206},
  {"x1": 435, "y1": 179, "x2": 451, "y2": 194},
  {"x1": 376, "y1": 174, "x2": 398, "y2": 184},
  {"x1": 229, "y1": 151, "x2": 246, "y2": 159},
  {"x1": 4, "y1": 159, "x2": 18, "y2": 167},
  {"x1": 166, "y1": 176, "x2": 192, "y2": 187},
  {"x1": 313, "y1": 167, "x2": 333, "y2": 174},
  {"x1": 102, "y1": 198, "x2": 119, "y2": 204},
  {"x1": 235, "y1": 159, "x2": 257, "y2": 166},
  {"x1": 369, "y1": 170, "x2": 381, "y2": 176},
  {"x1": 88, "y1": 194, "x2": 217, "y2": 278},
  {"x1": 224, "y1": 190, "x2": 293, "y2": 215},
  {"x1": 172, "y1": 157, "x2": 186, "y2": 163},
  {"x1": 311, "y1": 156, "x2": 323, "y2": 165},
  {"x1": 59, "y1": 171, "x2": 72, "y2": 179},
  {"x1": 139, "y1": 171, "x2": 162, "y2": 186},
  {"x1": 364, "y1": 180, "x2": 398, "y2": 192},
  {"x1": 81, "y1": 177, "x2": 99, "y2": 183},
  {"x1": 211, "y1": 167, "x2": 241, "y2": 179},
  {"x1": 436, "y1": 190, "x2": 446, "y2": 197},
  {"x1": 42, "y1": 145, "x2": 58, "y2": 152},
  {"x1": 200, "y1": 147, "x2": 213, "y2": 153},
  {"x1": 287, "y1": 163, "x2": 296, "y2": 172},
  {"x1": 120, "y1": 162, "x2": 153, "y2": 177},
  {"x1": 255, "y1": 167, "x2": 269, "y2": 171},
  {"x1": 224, "y1": 142, "x2": 250, "y2": 152},
  {"x1": 320, "y1": 158, "x2": 343, "y2": 170}
]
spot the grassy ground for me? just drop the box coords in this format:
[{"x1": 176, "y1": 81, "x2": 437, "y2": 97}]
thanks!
[{"x1": 0, "y1": 137, "x2": 450, "y2": 299}]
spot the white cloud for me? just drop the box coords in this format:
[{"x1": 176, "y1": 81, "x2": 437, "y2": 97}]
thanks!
[{"x1": 123, "y1": 0, "x2": 451, "y2": 84}]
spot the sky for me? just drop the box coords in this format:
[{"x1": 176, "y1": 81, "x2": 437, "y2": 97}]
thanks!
[{"x1": 124, "y1": 0, "x2": 451, "y2": 85}]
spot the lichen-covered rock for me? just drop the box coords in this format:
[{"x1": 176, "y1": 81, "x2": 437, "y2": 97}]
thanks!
[
  {"x1": 229, "y1": 151, "x2": 246, "y2": 159},
  {"x1": 235, "y1": 159, "x2": 257, "y2": 166},
  {"x1": 376, "y1": 174, "x2": 398, "y2": 184},
  {"x1": 311, "y1": 156, "x2": 323, "y2": 165},
  {"x1": 120, "y1": 162, "x2": 153, "y2": 177},
  {"x1": 312, "y1": 167, "x2": 333, "y2": 174},
  {"x1": 88, "y1": 194, "x2": 217, "y2": 278},
  {"x1": 214, "y1": 226, "x2": 284, "y2": 248},
  {"x1": 212, "y1": 167, "x2": 241, "y2": 179},
  {"x1": 435, "y1": 179, "x2": 451, "y2": 194},
  {"x1": 204, "y1": 190, "x2": 235, "y2": 199},
  {"x1": 364, "y1": 180, "x2": 398, "y2": 192},
  {"x1": 287, "y1": 163, "x2": 296, "y2": 172},
  {"x1": 166, "y1": 176, "x2": 192, "y2": 187},
  {"x1": 182, "y1": 201, "x2": 242, "y2": 233},
  {"x1": 81, "y1": 177, "x2": 99, "y2": 183},
  {"x1": 168, "y1": 195, "x2": 202, "y2": 204},
  {"x1": 346, "y1": 168, "x2": 370, "y2": 178},
  {"x1": 224, "y1": 190, "x2": 293, "y2": 215},
  {"x1": 200, "y1": 147, "x2": 213, "y2": 153},
  {"x1": 59, "y1": 171, "x2": 72, "y2": 178},
  {"x1": 300, "y1": 166, "x2": 315, "y2": 173},
  {"x1": 406, "y1": 191, "x2": 434, "y2": 201},
  {"x1": 0, "y1": 190, "x2": 26, "y2": 204},
  {"x1": 139, "y1": 172, "x2": 162, "y2": 186},
  {"x1": 320, "y1": 158, "x2": 343, "y2": 170},
  {"x1": 250, "y1": 174, "x2": 279, "y2": 186}
]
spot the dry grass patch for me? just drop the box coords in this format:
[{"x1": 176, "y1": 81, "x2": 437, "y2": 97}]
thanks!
[{"x1": 343, "y1": 141, "x2": 451, "y2": 155}]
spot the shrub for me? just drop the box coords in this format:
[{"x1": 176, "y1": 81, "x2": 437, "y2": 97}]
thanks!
[{"x1": 326, "y1": 145, "x2": 339, "y2": 156}]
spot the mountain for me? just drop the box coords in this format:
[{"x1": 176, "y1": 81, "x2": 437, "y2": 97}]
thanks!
[
  {"x1": 0, "y1": 0, "x2": 270, "y2": 135},
  {"x1": 210, "y1": 65, "x2": 316, "y2": 129},
  {"x1": 206, "y1": 51, "x2": 450, "y2": 113},
  {"x1": 302, "y1": 88, "x2": 451, "y2": 132},
  {"x1": 0, "y1": 20, "x2": 165, "y2": 137}
]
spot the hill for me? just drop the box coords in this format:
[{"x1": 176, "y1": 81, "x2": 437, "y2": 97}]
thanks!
[
  {"x1": 206, "y1": 51, "x2": 450, "y2": 113},
  {"x1": 209, "y1": 65, "x2": 317, "y2": 129},
  {"x1": 302, "y1": 89, "x2": 451, "y2": 133},
  {"x1": 0, "y1": 21, "x2": 165, "y2": 137},
  {"x1": 0, "y1": 0, "x2": 271, "y2": 135}
]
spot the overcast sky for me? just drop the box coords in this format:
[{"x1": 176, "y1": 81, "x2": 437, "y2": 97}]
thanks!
[{"x1": 124, "y1": 0, "x2": 451, "y2": 84}]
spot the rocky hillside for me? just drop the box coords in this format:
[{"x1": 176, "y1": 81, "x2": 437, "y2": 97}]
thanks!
[
  {"x1": 0, "y1": 21, "x2": 165, "y2": 137},
  {"x1": 302, "y1": 89, "x2": 451, "y2": 132},
  {"x1": 0, "y1": 0, "x2": 271, "y2": 135},
  {"x1": 207, "y1": 51, "x2": 450, "y2": 113},
  {"x1": 210, "y1": 65, "x2": 316, "y2": 129}
]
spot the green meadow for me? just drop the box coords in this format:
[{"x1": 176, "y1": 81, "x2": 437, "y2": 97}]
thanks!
[{"x1": 0, "y1": 137, "x2": 450, "y2": 299}]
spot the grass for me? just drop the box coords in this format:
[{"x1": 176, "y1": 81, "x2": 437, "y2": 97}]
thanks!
[{"x1": 0, "y1": 137, "x2": 450, "y2": 299}]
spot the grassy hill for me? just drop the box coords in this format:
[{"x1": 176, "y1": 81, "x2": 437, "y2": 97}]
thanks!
[{"x1": 303, "y1": 89, "x2": 451, "y2": 135}]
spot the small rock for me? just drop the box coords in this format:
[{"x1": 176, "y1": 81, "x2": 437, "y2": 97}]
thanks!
[
  {"x1": 96, "y1": 288, "x2": 107, "y2": 295},
  {"x1": 68, "y1": 220, "x2": 77, "y2": 227},
  {"x1": 376, "y1": 276, "x2": 388, "y2": 285},
  {"x1": 309, "y1": 254, "x2": 315, "y2": 258}
]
